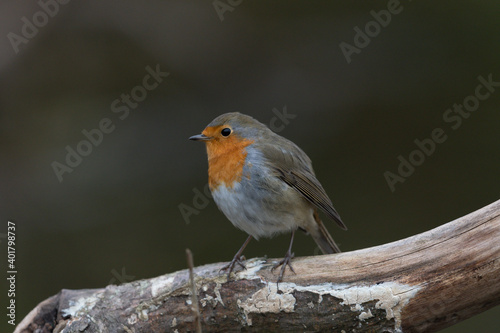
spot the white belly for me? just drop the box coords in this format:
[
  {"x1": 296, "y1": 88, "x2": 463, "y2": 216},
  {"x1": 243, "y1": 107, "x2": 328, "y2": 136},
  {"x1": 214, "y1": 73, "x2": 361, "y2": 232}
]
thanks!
[{"x1": 211, "y1": 180, "x2": 313, "y2": 239}]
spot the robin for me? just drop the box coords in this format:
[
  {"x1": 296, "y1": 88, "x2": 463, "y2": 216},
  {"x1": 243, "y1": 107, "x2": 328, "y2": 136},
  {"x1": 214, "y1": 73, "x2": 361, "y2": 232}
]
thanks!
[{"x1": 190, "y1": 112, "x2": 347, "y2": 283}]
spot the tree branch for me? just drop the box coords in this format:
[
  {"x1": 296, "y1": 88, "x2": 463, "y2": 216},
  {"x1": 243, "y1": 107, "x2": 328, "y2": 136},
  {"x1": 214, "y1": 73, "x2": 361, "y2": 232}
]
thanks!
[{"x1": 16, "y1": 200, "x2": 500, "y2": 332}]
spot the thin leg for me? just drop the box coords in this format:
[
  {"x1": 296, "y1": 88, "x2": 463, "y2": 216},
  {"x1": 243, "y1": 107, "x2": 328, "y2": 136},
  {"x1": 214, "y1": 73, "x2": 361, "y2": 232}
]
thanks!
[
  {"x1": 272, "y1": 229, "x2": 296, "y2": 286},
  {"x1": 220, "y1": 235, "x2": 253, "y2": 279}
]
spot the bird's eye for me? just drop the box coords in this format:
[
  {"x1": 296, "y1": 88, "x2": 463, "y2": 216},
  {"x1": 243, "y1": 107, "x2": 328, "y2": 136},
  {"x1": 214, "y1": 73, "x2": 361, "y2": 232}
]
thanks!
[{"x1": 221, "y1": 128, "x2": 231, "y2": 137}]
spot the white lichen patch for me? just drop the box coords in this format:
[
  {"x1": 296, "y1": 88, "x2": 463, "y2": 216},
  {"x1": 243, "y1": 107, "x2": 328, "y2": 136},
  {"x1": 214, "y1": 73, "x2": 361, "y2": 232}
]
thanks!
[
  {"x1": 133, "y1": 303, "x2": 160, "y2": 323},
  {"x1": 200, "y1": 294, "x2": 217, "y2": 308},
  {"x1": 213, "y1": 282, "x2": 225, "y2": 307},
  {"x1": 200, "y1": 282, "x2": 225, "y2": 308},
  {"x1": 127, "y1": 313, "x2": 138, "y2": 325},
  {"x1": 234, "y1": 272, "x2": 419, "y2": 331},
  {"x1": 139, "y1": 309, "x2": 149, "y2": 321},
  {"x1": 359, "y1": 309, "x2": 374, "y2": 321},
  {"x1": 61, "y1": 295, "x2": 100, "y2": 318},
  {"x1": 237, "y1": 284, "x2": 296, "y2": 326},
  {"x1": 235, "y1": 258, "x2": 267, "y2": 280},
  {"x1": 151, "y1": 274, "x2": 176, "y2": 298},
  {"x1": 291, "y1": 282, "x2": 420, "y2": 331},
  {"x1": 350, "y1": 303, "x2": 363, "y2": 312},
  {"x1": 333, "y1": 283, "x2": 419, "y2": 330}
]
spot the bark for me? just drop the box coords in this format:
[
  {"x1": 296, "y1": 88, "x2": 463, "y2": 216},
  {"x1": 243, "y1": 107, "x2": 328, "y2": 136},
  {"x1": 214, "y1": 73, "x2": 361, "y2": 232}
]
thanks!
[{"x1": 15, "y1": 200, "x2": 500, "y2": 333}]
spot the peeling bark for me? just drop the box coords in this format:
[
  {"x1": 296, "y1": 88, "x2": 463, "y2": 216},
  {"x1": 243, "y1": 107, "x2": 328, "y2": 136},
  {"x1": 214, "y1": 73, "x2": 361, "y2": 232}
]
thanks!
[{"x1": 15, "y1": 200, "x2": 500, "y2": 333}]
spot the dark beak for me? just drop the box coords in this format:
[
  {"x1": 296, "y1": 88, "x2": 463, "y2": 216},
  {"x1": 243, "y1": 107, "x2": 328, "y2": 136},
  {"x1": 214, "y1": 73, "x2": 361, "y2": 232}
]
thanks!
[{"x1": 189, "y1": 134, "x2": 210, "y2": 141}]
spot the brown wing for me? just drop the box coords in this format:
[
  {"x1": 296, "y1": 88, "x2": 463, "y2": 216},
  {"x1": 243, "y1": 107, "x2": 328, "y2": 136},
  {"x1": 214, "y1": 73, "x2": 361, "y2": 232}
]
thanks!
[
  {"x1": 259, "y1": 138, "x2": 347, "y2": 230},
  {"x1": 276, "y1": 168, "x2": 347, "y2": 230}
]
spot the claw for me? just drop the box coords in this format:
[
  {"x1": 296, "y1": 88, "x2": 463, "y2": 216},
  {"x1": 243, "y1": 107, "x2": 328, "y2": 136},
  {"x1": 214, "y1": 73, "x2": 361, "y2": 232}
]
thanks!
[
  {"x1": 220, "y1": 255, "x2": 246, "y2": 279},
  {"x1": 272, "y1": 230, "x2": 297, "y2": 288},
  {"x1": 220, "y1": 235, "x2": 252, "y2": 281},
  {"x1": 272, "y1": 251, "x2": 296, "y2": 286}
]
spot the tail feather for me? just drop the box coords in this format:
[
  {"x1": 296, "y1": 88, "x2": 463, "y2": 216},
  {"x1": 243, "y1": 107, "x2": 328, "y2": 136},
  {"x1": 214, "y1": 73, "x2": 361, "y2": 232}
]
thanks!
[{"x1": 311, "y1": 210, "x2": 342, "y2": 254}]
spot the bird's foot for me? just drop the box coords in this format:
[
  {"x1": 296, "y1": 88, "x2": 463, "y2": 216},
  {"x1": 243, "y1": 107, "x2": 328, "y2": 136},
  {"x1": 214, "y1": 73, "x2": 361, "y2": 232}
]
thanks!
[
  {"x1": 271, "y1": 251, "x2": 296, "y2": 287},
  {"x1": 220, "y1": 255, "x2": 246, "y2": 280}
]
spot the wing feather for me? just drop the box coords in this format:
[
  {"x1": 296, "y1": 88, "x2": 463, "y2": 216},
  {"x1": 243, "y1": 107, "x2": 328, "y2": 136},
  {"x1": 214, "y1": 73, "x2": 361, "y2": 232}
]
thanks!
[
  {"x1": 259, "y1": 140, "x2": 347, "y2": 230},
  {"x1": 277, "y1": 168, "x2": 347, "y2": 230}
]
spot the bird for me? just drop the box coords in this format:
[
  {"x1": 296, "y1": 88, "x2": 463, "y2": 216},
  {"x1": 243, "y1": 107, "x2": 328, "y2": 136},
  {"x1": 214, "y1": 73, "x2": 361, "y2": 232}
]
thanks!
[{"x1": 189, "y1": 112, "x2": 347, "y2": 284}]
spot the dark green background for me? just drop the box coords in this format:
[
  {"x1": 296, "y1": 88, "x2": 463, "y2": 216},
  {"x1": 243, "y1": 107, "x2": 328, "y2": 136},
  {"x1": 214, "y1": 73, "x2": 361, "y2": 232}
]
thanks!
[{"x1": 1, "y1": 1, "x2": 499, "y2": 332}]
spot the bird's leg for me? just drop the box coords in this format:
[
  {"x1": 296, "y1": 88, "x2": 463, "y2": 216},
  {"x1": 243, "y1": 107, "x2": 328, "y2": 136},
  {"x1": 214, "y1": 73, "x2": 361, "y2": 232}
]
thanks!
[
  {"x1": 272, "y1": 229, "x2": 296, "y2": 286},
  {"x1": 220, "y1": 235, "x2": 253, "y2": 279}
]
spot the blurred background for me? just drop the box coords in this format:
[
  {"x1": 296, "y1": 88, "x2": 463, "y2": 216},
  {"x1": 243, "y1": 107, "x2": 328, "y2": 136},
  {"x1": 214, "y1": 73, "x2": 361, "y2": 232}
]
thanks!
[{"x1": 1, "y1": 1, "x2": 499, "y2": 332}]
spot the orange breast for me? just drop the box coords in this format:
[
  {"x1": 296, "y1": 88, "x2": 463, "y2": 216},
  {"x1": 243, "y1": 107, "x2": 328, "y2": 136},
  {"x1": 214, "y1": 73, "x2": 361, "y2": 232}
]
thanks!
[{"x1": 202, "y1": 126, "x2": 254, "y2": 191}]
